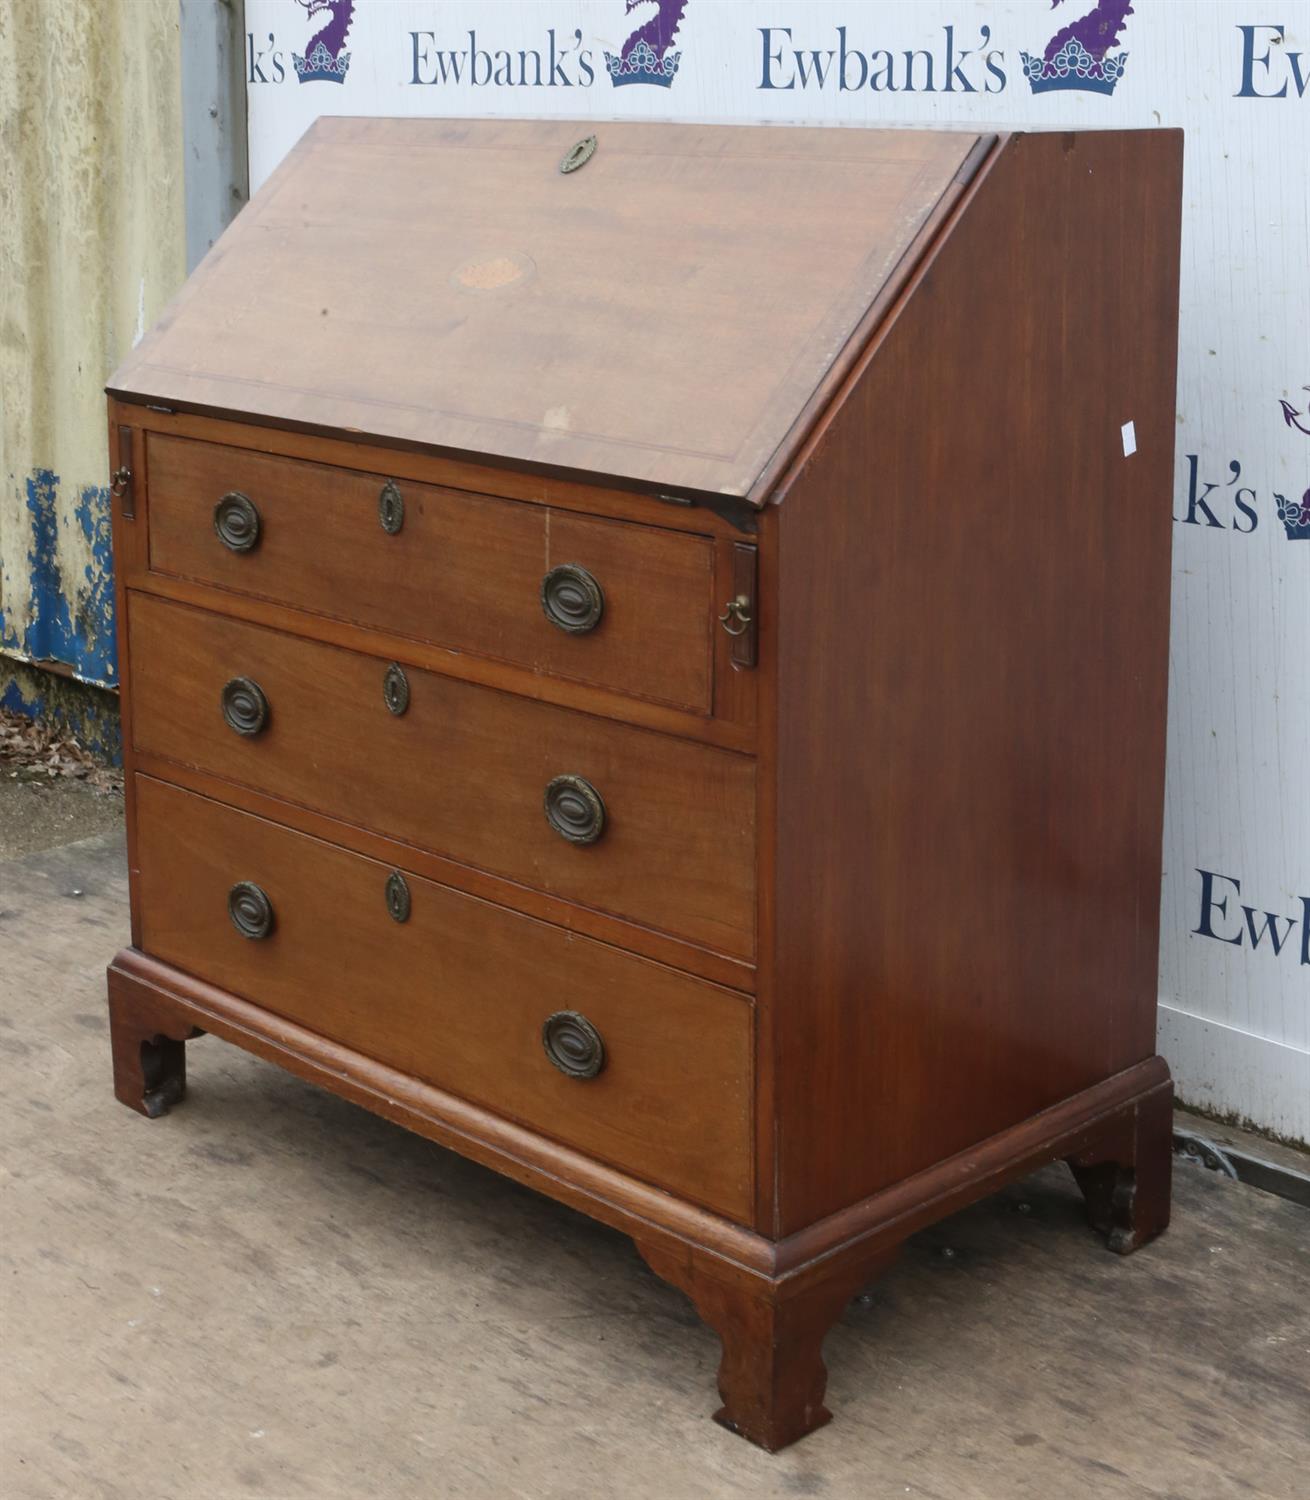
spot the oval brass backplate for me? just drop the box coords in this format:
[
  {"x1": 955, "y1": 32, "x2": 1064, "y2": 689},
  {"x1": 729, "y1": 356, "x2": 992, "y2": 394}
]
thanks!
[
  {"x1": 559, "y1": 135, "x2": 597, "y2": 174},
  {"x1": 541, "y1": 563, "x2": 604, "y2": 635},
  {"x1": 544, "y1": 774, "x2": 606, "y2": 845},
  {"x1": 220, "y1": 677, "x2": 269, "y2": 737},
  {"x1": 228, "y1": 881, "x2": 274, "y2": 941},
  {"x1": 542, "y1": 1010, "x2": 605, "y2": 1080},
  {"x1": 213, "y1": 492, "x2": 260, "y2": 553}
]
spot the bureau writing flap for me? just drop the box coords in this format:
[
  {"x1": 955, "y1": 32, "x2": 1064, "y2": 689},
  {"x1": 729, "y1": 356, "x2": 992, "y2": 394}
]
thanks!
[{"x1": 108, "y1": 117, "x2": 985, "y2": 503}]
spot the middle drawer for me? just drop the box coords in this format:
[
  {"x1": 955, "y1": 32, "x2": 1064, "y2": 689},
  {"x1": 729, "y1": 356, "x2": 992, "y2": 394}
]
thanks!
[{"x1": 129, "y1": 593, "x2": 756, "y2": 962}]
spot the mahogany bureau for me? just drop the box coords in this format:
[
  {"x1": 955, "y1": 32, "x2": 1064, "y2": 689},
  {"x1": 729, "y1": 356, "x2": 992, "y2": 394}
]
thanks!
[{"x1": 104, "y1": 120, "x2": 1183, "y2": 1451}]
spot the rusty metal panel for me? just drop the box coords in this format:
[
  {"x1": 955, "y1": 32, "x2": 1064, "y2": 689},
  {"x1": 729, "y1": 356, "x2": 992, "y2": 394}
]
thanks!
[{"x1": 0, "y1": 0, "x2": 186, "y2": 695}]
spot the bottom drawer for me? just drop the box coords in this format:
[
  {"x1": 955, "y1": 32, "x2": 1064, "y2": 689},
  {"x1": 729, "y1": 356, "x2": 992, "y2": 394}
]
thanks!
[{"x1": 133, "y1": 776, "x2": 754, "y2": 1222}]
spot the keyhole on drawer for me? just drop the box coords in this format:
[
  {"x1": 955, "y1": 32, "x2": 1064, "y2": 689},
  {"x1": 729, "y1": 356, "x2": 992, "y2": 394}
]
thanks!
[
  {"x1": 385, "y1": 871, "x2": 411, "y2": 923},
  {"x1": 379, "y1": 480, "x2": 404, "y2": 535},
  {"x1": 383, "y1": 663, "x2": 410, "y2": 716}
]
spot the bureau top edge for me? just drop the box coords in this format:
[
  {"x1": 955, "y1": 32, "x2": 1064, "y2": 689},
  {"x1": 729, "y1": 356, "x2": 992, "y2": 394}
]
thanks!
[
  {"x1": 105, "y1": 393, "x2": 764, "y2": 533},
  {"x1": 107, "y1": 117, "x2": 998, "y2": 508}
]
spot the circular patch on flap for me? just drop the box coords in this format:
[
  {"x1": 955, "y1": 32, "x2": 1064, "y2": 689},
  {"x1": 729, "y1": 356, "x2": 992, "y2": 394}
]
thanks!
[{"x1": 452, "y1": 252, "x2": 535, "y2": 292}]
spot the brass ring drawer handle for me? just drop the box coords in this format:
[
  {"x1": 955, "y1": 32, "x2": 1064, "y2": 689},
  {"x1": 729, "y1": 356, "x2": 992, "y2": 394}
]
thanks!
[
  {"x1": 544, "y1": 774, "x2": 605, "y2": 845},
  {"x1": 228, "y1": 881, "x2": 274, "y2": 940},
  {"x1": 542, "y1": 1010, "x2": 605, "y2": 1079},
  {"x1": 541, "y1": 563, "x2": 604, "y2": 634},
  {"x1": 221, "y1": 677, "x2": 269, "y2": 737},
  {"x1": 214, "y1": 491, "x2": 261, "y2": 553}
]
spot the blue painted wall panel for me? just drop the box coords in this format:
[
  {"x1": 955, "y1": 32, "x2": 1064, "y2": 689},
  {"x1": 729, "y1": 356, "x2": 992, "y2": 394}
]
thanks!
[{"x1": 0, "y1": 469, "x2": 117, "y2": 688}]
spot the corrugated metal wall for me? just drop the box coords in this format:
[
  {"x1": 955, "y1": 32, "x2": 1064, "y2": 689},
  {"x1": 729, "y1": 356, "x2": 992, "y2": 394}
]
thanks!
[{"x1": 0, "y1": 0, "x2": 186, "y2": 717}]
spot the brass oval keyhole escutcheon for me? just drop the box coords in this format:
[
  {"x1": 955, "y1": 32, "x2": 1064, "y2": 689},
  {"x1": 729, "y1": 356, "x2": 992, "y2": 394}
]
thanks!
[
  {"x1": 559, "y1": 135, "x2": 597, "y2": 175},
  {"x1": 228, "y1": 881, "x2": 274, "y2": 941},
  {"x1": 385, "y1": 871, "x2": 411, "y2": 923},
  {"x1": 379, "y1": 480, "x2": 404, "y2": 535},
  {"x1": 541, "y1": 564, "x2": 604, "y2": 634},
  {"x1": 214, "y1": 492, "x2": 260, "y2": 553},
  {"x1": 542, "y1": 1010, "x2": 605, "y2": 1079},
  {"x1": 383, "y1": 662, "x2": 410, "y2": 716},
  {"x1": 544, "y1": 774, "x2": 605, "y2": 845},
  {"x1": 221, "y1": 677, "x2": 269, "y2": 737}
]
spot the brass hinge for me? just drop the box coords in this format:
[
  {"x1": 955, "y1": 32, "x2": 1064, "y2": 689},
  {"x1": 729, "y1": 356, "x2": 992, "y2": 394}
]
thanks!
[
  {"x1": 719, "y1": 542, "x2": 758, "y2": 669},
  {"x1": 111, "y1": 426, "x2": 136, "y2": 518}
]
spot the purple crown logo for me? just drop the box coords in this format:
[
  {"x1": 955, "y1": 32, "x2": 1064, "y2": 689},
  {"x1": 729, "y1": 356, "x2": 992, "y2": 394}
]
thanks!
[
  {"x1": 1275, "y1": 489, "x2": 1310, "y2": 541},
  {"x1": 604, "y1": 0, "x2": 686, "y2": 89},
  {"x1": 291, "y1": 0, "x2": 353, "y2": 85},
  {"x1": 1022, "y1": 38, "x2": 1128, "y2": 95},
  {"x1": 293, "y1": 39, "x2": 351, "y2": 84},
  {"x1": 1024, "y1": 0, "x2": 1133, "y2": 96}
]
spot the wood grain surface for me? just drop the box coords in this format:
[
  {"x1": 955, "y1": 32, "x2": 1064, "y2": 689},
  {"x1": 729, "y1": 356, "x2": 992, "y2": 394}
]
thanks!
[
  {"x1": 145, "y1": 431, "x2": 717, "y2": 713},
  {"x1": 132, "y1": 775, "x2": 755, "y2": 1221},
  {"x1": 109, "y1": 118, "x2": 980, "y2": 498},
  {"x1": 128, "y1": 591, "x2": 757, "y2": 962},
  {"x1": 767, "y1": 129, "x2": 1183, "y2": 1232},
  {"x1": 103, "y1": 123, "x2": 1185, "y2": 1451}
]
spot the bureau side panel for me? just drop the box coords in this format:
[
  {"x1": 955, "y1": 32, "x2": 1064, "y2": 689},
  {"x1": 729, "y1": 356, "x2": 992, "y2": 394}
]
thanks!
[
  {"x1": 106, "y1": 414, "x2": 148, "y2": 947},
  {"x1": 771, "y1": 130, "x2": 1183, "y2": 1232}
]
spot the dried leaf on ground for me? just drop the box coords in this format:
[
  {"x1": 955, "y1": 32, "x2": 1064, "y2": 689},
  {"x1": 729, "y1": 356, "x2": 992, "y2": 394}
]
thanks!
[{"x1": 0, "y1": 707, "x2": 123, "y2": 795}]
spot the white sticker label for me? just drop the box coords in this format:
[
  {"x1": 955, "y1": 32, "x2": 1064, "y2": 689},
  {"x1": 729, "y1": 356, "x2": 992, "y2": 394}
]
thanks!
[{"x1": 1121, "y1": 421, "x2": 1137, "y2": 457}]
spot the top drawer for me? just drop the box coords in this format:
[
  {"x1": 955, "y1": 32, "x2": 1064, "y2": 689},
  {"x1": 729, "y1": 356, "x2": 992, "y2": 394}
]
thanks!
[{"x1": 144, "y1": 435, "x2": 714, "y2": 713}]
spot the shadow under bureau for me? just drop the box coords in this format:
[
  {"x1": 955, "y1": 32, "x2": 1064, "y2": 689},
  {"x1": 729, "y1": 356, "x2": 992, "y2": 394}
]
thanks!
[{"x1": 104, "y1": 119, "x2": 1183, "y2": 1451}]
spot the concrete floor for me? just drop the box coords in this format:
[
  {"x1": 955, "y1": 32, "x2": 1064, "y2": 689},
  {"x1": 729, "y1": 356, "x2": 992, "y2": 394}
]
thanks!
[
  {"x1": 2, "y1": 819, "x2": 1307, "y2": 1500},
  {"x1": 0, "y1": 776, "x2": 124, "y2": 860}
]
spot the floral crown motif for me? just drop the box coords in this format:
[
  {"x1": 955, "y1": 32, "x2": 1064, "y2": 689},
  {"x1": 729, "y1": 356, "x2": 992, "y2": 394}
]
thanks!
[
  {"x1": 1021, "y1": 39, "x2": 1128, "y2": 96},
  {"x1": 293, "y1": 39, "x2": 351, "y2": 85},
  {"x1": 1275, "y1": 489, "x2": 1310, "y2": 541},
  {"x1": 603, "y1": 38, "x2": 681, "y2": 88}
]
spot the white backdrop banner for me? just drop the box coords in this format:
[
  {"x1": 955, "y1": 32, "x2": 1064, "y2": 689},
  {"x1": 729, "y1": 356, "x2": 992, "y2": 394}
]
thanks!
[{"x1": 245, "y1": 0, "x2": 1310, "y2": 1143}]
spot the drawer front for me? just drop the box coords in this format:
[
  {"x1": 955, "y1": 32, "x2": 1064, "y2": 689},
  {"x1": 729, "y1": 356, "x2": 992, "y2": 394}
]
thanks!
[
  {"x1": 130, "y1": 594, "x2": 755, "y2": 961},
  {"x1": 145, "y1": 434, "x2": 713, "y2": 713},
  {"x1": 134, "y1": 776, "x2": 754, "y2": 1221}
]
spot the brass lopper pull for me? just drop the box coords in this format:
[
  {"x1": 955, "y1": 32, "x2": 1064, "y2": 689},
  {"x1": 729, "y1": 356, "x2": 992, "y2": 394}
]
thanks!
[{"x1": 718, "y1": 594, "x2": 753, "y2": 638}]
